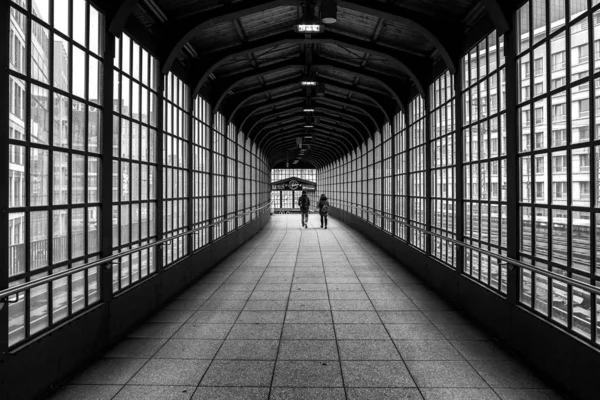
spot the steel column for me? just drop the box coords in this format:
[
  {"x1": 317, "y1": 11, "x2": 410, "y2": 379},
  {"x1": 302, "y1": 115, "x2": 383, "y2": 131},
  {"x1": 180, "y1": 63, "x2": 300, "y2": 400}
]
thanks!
[
  {"x1": 0, "y1": 0, "x2": 10, "y2": 354},
  {"x1": 101, "y1": 27, "x2": 115, "y2": 302},
  {"x1": 504, "y1": 19, "x2": 520, "y2": 305},
  {"x1": 455, "y1": 64, "x2": 465, "y2": 274}
]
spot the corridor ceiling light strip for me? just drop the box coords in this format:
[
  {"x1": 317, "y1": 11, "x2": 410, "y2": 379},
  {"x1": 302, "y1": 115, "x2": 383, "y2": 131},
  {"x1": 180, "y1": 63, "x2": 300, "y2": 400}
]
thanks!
[
  {"x1": 301, "y1": 80, "x2": 318, "y2": 86},
  {"x1": 294, "y1": 24, "x2": 323, "y2": 33}
]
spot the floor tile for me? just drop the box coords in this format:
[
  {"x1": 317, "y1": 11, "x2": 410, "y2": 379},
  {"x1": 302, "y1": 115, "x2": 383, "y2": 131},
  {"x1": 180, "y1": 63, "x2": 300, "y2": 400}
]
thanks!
[
  {"x1": 154, "y1": 339, "x2": 222, "y2": 359},
  {"x1": 332, "y1": 311, "x2": 381, "y2": 324},
  {"x1": 278, "y1": 340, "x2": 339, "y2": 360},
  {"x1": 227, "y1": 323, "x2": 283, "y2": 339},
  {"x1": 272, "y1": 361, "x2": 343, "y2": 387},
  {"x1": 237, "y1": 310, "x2": 286, "y2": 323},
  {"x1": 347, "y1": 388, "x2": 423, "y2": 400},
  {"x1": 270, "y1": 388, "x2": 346, "y2": 400},
  {"x1": 341, "y1": 361, "x2": 415, "y2": 387},
  {"x1": 215, "y1": 339, "x2": 279, "y2": 360},
  {"x1": 173, "y1": 323, "x2": 232, "y2": 339},
  {"x1": 188, "y1": 311, "x2": 240, "y2": 324},
  {"x1": 285, "y1": 311, "x2": 333, "y2": 324},
  {"x1": 129, "y1": 359, "x2": 210, "y2": 386},
  {"x1": 450, "y1": 340, "x2": 511, "y2": 361},
  {"x1": 281, "y1": 323, "x2": 336, "y2": 339},
  {"x1": 420, "y1": 388, "x2": 500, "y2": 400},
  {"x1": 330, "y1": 300, "x2": 374, "y2": 311},
  {"x1": 289, "y1": 291, "x2": 330, "y2": 300},
  {"x1": 46, "y1": 385, "x2": 122, "y2": 400},
  {"x1": 386, "y1": 324, "x2": 445, "y2": 340},
  {"x1": 128, "y1": 323, "x2": 182, "y2": 339},
  {"x1": 405, "y1": 360, "x2": 489, "y2": 388},
  {"x1": 395, "y1": 340, "x2": 463, "y2": 361},
  {"x1": 335, "y1": 324, "x2": 390, "y2": 339},
  {"x1": 104, "y1": 338, "x2": 167, "y2": 358},
  {"x1": 243, "y1": 300, "x2": 287, "y2": 310},
  {"x1": 494, "y1": 389, "x2": 565, "y2": 400},
  {"x1": 338, "y1": 340, "x2": 401, "y2": 360},
  {"x1": 470, "y1": 361, "x2": 548, "y2": 388},
  {"x1": 71, "y1": 358, "x2": 146, "y2": 384},
  {"x1": 113, "y1": 385, "x2": 196, "y2": 400},
  {"x1": 200, "y1": 360, "x2": 274, "y2": 386},
  {"x1": 148, "y1": 309, "x2": 195, "y2": 323},
  {"x1": 191, "y1": 387, "x2": 269, "y2": 400}
]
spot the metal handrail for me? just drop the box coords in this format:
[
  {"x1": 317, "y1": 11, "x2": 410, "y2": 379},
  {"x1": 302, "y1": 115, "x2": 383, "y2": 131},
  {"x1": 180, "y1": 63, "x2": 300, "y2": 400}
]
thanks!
[
  {"x1": 339, "y1": 202, "x2": 600, "y2": 297},
  {"x1": 0, "y1": 202, "x2": 272, "y2": 301}
]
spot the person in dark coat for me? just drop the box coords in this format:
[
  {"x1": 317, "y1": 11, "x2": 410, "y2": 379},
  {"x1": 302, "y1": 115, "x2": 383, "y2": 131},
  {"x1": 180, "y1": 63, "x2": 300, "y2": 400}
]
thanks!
[
  {"x1": 298, "y1": 190, "x2": 310, "y2": 228},
  {"x1": 318, "y1": 194, "x2": 330, "y2": 229}
]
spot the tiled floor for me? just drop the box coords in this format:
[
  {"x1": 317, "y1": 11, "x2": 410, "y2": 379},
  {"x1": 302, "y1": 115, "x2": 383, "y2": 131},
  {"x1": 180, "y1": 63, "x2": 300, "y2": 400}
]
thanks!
[{"x1": 49, "y1": 215, "x2": 566, "y2": 400}]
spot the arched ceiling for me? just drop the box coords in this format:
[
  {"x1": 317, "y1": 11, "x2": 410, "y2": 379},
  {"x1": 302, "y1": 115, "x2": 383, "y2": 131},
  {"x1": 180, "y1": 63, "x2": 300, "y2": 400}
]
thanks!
[{"x1": 107, "y1": 0, "x2": 513, "y2": 168}]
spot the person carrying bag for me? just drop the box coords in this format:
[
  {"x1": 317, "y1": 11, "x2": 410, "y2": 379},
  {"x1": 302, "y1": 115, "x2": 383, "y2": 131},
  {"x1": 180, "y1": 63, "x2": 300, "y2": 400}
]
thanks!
[{"x1": 318, "y1": 194, "x2": 330, "y2": 229}]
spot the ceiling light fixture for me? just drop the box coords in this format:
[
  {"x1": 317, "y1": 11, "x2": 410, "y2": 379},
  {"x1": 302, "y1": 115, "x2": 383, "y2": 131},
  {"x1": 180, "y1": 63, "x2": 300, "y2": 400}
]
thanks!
[
  {"x1": 294, "y1": 3, "x2": 324, "y2": 33},
  {"x1": 301, "y1": 80, "x2": 318, "y2": 86},
  {"x1": 303, "y1": 108, "x2": 315, "y2": 113},
  {"x1": 304, "y1": 124, "x2": 314, "y2": 128},
  {"x1": 320, "y1": 0, "x2": 338, "y2": 24}
]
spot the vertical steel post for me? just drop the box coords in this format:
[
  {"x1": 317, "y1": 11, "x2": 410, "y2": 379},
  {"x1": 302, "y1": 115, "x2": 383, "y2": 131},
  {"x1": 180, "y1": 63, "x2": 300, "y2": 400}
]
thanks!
[
  {"x1": 101, "y1": 25, "x2": 115, "y2": 302},
  {"x1": 0, "y1": 0, "x2": 11, "y2": 354},
  {"x1": 425, "y1": 91, "x2": 432, "y2": 255},
  {"x1": 155, "y1": 72, "x2": 164, "y2": 270},
  {"x1": 208, "y1": 112, "x2": 214, "y2": 243},
  {"x1": 455, "y1": 63, "x2": 465, "y2": 275},
  {"x1": 505, "y1": 20, "x2": 520, "y2": 305},
  {"x1": 187, "y1": 89, "x2": 193, "y2": 255}
]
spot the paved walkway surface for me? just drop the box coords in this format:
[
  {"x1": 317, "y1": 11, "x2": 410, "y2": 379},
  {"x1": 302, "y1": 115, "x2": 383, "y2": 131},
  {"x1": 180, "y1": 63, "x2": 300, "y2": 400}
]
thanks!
[{"x1": 50, "y1": 215, "x2": 565, "y2": 400}]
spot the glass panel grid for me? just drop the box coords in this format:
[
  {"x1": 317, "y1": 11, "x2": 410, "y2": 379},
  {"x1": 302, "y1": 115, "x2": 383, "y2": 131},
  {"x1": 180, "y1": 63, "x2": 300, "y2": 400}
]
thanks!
[
  {"x1": 430, "y1": 71, "x2": 457, "y2": 268},
  {"x1": 7, "y1": 0, "x2": 104, "y2": 347},
  {"x1": 516, "y1": 0, "x2": 599, "y2": 343},
  {"x1": 409, "y1": 96, "x2": 427, "y2": 251},
  {"x1": 462, "y1": 31, "x2": 508, "y2": 294},
  {"x1": 162, "y1": 72, "x2": 189, "y2": 266},
  {"x1": 192, "y1": 97, "x2": 210, "y2": 249},
  {"x1": 112, "y1": 32, "x2": 158, "y2": 294}
]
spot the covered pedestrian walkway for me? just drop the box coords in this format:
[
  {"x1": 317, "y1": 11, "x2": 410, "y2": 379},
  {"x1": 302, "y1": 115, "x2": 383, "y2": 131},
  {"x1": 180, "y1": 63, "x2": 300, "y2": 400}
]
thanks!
[
  {"x1": 3, "y1": 0, "x2": 600, "y2": 399},
  {"x1": 48, "y1": 215, "x2": 563, "y2": 400}
]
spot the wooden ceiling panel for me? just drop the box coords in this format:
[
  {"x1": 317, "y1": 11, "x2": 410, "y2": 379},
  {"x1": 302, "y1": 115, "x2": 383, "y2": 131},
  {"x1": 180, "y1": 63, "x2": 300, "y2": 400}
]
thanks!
[
  {"x1": 239, "y1": 6, "x2": 298, "y2": 40},
  {"x1": 373, "y1": 0, "x2": 477, "y2": 21},
  {"x1": 253, "y1": 43, "x2": 300, "y2": 65},
  {"x1": 154, "y1": 0, "x2": 240, "y2": 19},
  {"x1": 332, "y1": 7, "x2": 380, "y2": 40},
  {"x1": 319, "y1": 43, "x2": 367, "y2": 66},
  {"x1": 190, "y1": 23, "x2": 241, "y2": 55}
]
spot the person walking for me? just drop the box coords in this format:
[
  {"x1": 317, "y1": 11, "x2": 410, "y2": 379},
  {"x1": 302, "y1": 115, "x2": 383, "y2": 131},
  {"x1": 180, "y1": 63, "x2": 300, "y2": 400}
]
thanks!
[
  {"x1": 318, "y1": 194, "x2": 330, "y2": 229},
  {"x1": 298, "y1": 190, "x2": 310, "y2": 228}
]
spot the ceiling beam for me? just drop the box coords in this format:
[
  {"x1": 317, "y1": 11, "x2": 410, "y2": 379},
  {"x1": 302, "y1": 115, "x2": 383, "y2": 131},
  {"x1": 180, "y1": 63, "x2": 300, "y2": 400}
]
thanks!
[
  {"x1": 109, "y1": 0, "x2": 139, "y2": 36},
  {"x1": 236, "y1": 94, "x2": 305, "y2": 129},
  {"x1": 188, "y1": 31, "x2": 429, "y2": 99},
  {"x1": 211, "y1": 59, "x2": 405, "y2": 116},
  {"x1": 225, "y1": 78, "x2": 392, "y2": 124},
  {"x1": 257, "y1": 123, "x2": 359, "y2": 152},
  {"x1": 263, "y1": 129, "x2": 352, "y2": 156},
  {"x1": 313, "y1": 97, "x2": 379, "y2": 133},
  {"x1": 479, "y1": 0, "x2": 510, "y2": 34},
  {"x1": 338, "y1": 0, "x2": 458, "y2": 73},
  {"x1": 246, "y1": 107, "x2": 371, "y2": 143},
  {"x1": 161, "y1": 0, "x2": 302, "y2": 74},
  {"x1": 265, "y1": 135, "x2": 347, "y2": 161}
]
